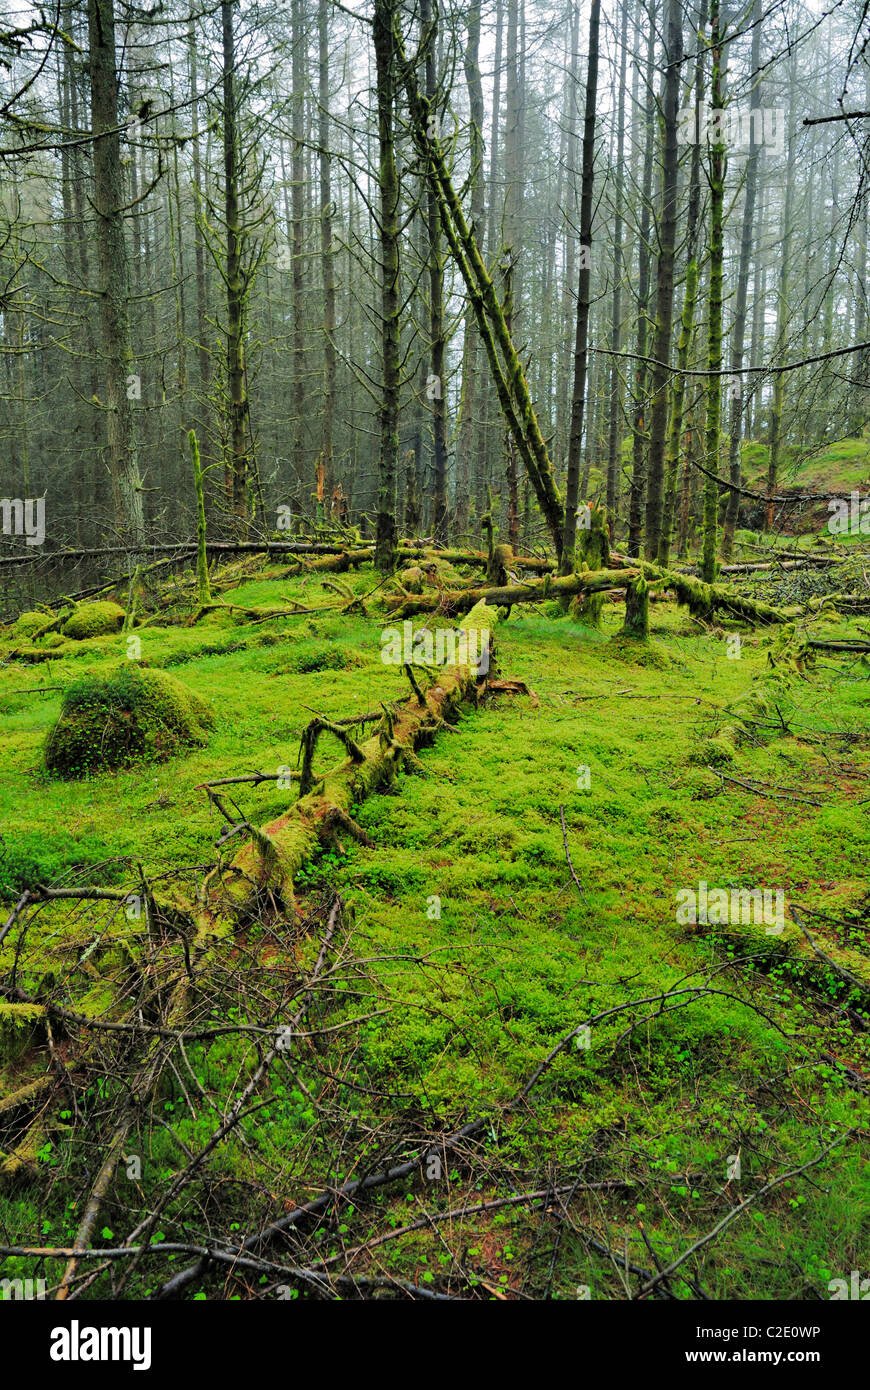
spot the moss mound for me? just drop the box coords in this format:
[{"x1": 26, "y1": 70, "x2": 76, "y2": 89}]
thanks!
[
  {"x1": 44, "y1": 664, "x2": 216, "y2": 778},
  {"x1": 62, "y1": 601, "x2": 125, "y2": 641},
  {"x1": 12, "y1": 610, "x2": 53, "y2": 639}
]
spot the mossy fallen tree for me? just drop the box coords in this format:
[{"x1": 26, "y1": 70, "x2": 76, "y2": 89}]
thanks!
[
  {"x1": 386, "y1": 568, "x2": 639, "y2": 619},
  {"x1": 214, "y1": 601, "x2": 501, "y2": 919},
  {"x1": 632, "y1": 560, "x2": 794, "y2": 623},
  {"x1": 384, "y1": 553, "x2": 841, "y2": 627},
  {"x1": 9, "y1": 604, "x2": 503, "y2": 1270}
]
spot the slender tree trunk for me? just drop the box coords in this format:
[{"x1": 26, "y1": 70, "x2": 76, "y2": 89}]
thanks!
[
  {"x1": 643, "y1": 0, "x2": 682, "y2": 559},
  {"x1": 606, "y1": 0, "x2": 629, "y2": 530},
  {"x1": 87, "y1": 0, "x2": 145, "y2": 543},
  {"x1": 502, "y1": 0, "x2": 522, "y2": 550},
  {"x1": 318, "y1": 0, "x2": 336, "y2": 508},
  {"x1": 561, "y1": 0, "x2": 600, "y2": 572},
  {"x1": 291, "y1": 0, "x2": 307, "y2": 500},
  {"x1": 721, "y1": 0, "x2": 762, "y2": 560},
  {"x1": 221, "y1": 0, "x2": 248, "y2": 534},
  {"x1": 701, "y1": 0, "x2": 726, "y2": 582},
  {"x1": 659, "y1": 0, "x2": 706, "y2": 566},
  {"x1": 627, "y1": 3, "x2": 656, "y2": 556},
  {"x1": 765, "y1": 59, "x2": 797, "y2": 529},
  {"x1": 455, "y1": 1, "x2": 484, "y2": 535},
  {"x1": 421, "y1": 0, "x2": 448, "y2": 543},
  {"x1": 373, "y1": 0, "x2": 400, "y2": 570}
]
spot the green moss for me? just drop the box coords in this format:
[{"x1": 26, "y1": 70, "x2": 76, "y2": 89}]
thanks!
[
  {"x1": 62, "y1": 601, "x2": 126, "y2": 641},
  {"x1": 43, "y1": 664, "x2": 216, "y2": 778},
  {"x1": 689, "y1": 726, "x2": 738, "y2": 766},
  {"x1": 0, "y1": 1002, "x2": 45, "y2": 1063},
  {"x1": 12, "y1": 611, "x2": 53, "y2": 639}
]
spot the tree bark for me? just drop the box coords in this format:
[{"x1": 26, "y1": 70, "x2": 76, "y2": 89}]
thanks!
[
  {"x1": 642, "y1": 0, "x2": 682, "y2": 560},
  {"x1": 373, "y1": 0, "x2": 401, "y2": 570},
  {"x1": 87, "y1": 0, "x2": 145, "y2": 544},
  {"x1": 561, "y1": 0, "x2": 600, "y2": 574}
]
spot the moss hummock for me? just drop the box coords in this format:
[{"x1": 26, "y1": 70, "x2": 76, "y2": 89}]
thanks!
[
  {"x1": 44, "y1": 664, "x2": 216, "y2": 778},
  {"x1": 11, "y1": 611, "x2": 54, "y2": 639},
  {"x1": 62, "y1": 601, "x2": 126, "y2": 641}
]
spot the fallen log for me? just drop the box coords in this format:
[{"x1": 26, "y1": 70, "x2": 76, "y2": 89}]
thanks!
[
  {"x1": 633, "y1": 561, "x2": 793, "y2": 623},
  {"x1": 386, "y1": 568, "x2": 640, "y2": 619},
  {"x1": 218, "y1": 601, "x2": 501, "y2": 917}
]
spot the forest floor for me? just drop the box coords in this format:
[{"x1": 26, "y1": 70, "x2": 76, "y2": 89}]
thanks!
[{"x1": 0, "y1": 542, "x2": 868, "y2": 1300}]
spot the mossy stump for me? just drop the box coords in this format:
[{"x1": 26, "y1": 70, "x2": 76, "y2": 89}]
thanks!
[
  {"x1": 567, "y1": 503, "x2": 610, "y2": 626},
  {"x1": 44, "y1": 664, "x2": 216, "y2": 778},
  {"x1": 619, "y1": 575, "x2": 650, "y2": 641}
]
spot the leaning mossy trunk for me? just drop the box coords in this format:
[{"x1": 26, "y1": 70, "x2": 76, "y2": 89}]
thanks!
[{"x1": 44, "y1": 665, "x2": 216, "y2": 778}]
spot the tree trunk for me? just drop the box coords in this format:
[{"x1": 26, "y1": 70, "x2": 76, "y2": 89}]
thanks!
[
  {"x1": 626, "y1": 3, "x2": 657, "y2": 556},
  {"x1": 561, "y1": 0, "x2": 600, "y2": 572},
  {"x1": 455, "y1": 1, "x2": 485, "y2": 535},
  {"x1": 87, "y1": 0, "x2": 145, "y2": 544},
  {"x1": 373, "y1": 0, "x2": 400, "y2": 571},
  {"x1": 606, "y1": 0, "x2": 629, "y2": 529},
  {"x1": 658, "y1": 0, "x2": 706, "y2": 567},
  {"x1": 642, "y1": 0, "x2": 682, "y2": 560},
  {"x1": 318, "y1": 0, "x2": 336, "y2": 505},
  {"x1": 221, "y1": 0, "x2": 248, "y2": 536},
  {"x1": 721, "y1": 0, "x2": 762, "y2": 560},
  {"x1": 422, "y1": 0, "x2": 448, "y2": 543},
  {"x1": 292, "y1": 0, "x2": 307, "y2": 500},
  {"x1": 765, "y1": 58, "x2": 797, "y2": 530},
  {"x1": 701, "y1": 0, "x2": 726, "y2": 583}
]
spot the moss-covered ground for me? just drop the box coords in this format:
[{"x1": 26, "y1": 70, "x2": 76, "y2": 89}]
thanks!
[{"x1": 0, "y1": 559, "x2": 867, "y2": 1300}]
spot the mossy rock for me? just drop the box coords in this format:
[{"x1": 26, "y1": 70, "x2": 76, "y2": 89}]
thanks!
[
  {"x1": 12, "y1": 611, "x2": 53, "y2": 639},
  {"x1": 44, "y1": 664, "x2": 216, "y2": 778},
  {"x1": 62, "y1": 600, "x2": 125, "y2": 641}
]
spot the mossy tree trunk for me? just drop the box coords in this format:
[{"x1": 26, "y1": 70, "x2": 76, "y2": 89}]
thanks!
[
  {"x1": 87, "y1": 0, "x2": 145, "y2": 546},
  {"x1": 569, "y1": 501, "x2": 610, "y2": 627},
  {"x1": 188, "y1": 429, "x2": 211, "y2": 603},
  {"x1": 421, "y1": 0, "x2": 448, "y2": 545},
  {"x1": 396, "y1": 25, "x2": 565, "y2": 561},
  {"x1": 659, "y1": 0, "x2": 706, "y2": 567},
  {"x1": 619, "y1": 575, "x2": 650, "y2": 640},
  {"x1": 765, "y1": 56, "x2": 797, "y2": 531},
  {"x1": 220, "y1": 0, "x2": 249, "y2": 538},
  {"x1": 562, "y1": 0, "x2": 600, "y2": 575},
  {"x1": 605, "y1": 0, "x2": 629, "y2": 529},
  {"x1": 701, "y1": 0, "x2": 726, "y2": 584},
  {"x1": 318, "y1": 0, "x2": 336, "y2": 506},
  {"x1": 454, "y1": 1, "x2": 485, "y2": 534},
  {"x1": 721, "y1": 0, "x2": 762, "y2": 561},
  {"x1": 373, "y1": 0, "x2": 401, "y2": 572},
  {"x1": 626, "y1": 7, "x2": 656, "y2": 557},
  {"x1": 642, "y1": 0, "x2": 682, "y2": 561}
]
